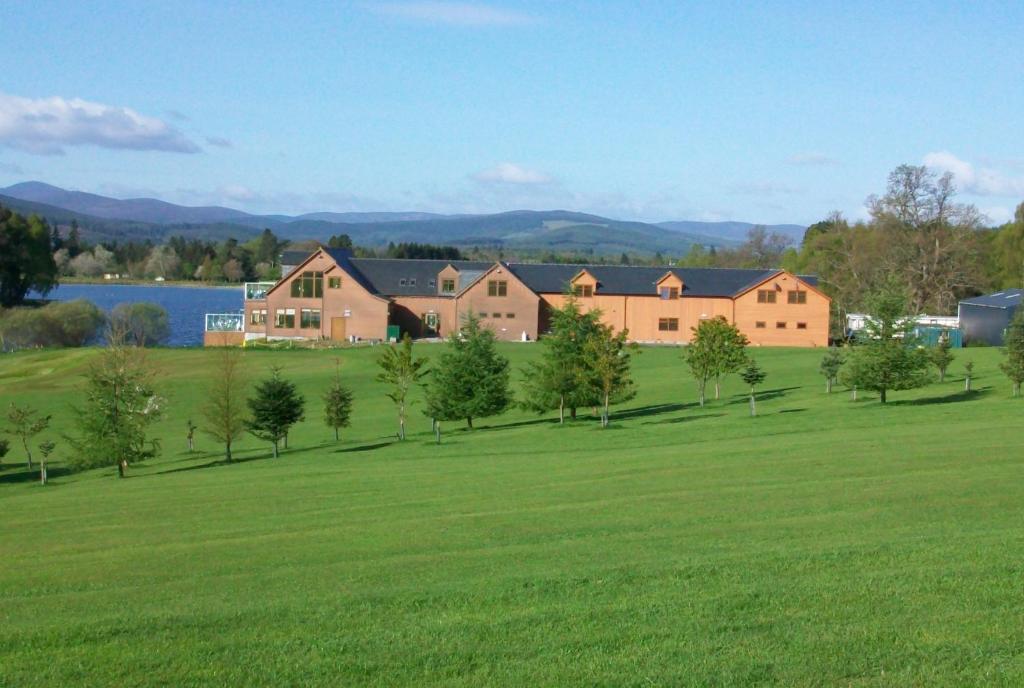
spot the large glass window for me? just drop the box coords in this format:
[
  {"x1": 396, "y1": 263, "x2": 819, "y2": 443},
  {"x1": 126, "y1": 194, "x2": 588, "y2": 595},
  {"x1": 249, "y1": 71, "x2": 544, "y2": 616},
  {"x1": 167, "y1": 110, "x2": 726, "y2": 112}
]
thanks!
[
  {"x1": 275, "y1": 309, "x2": 295, "y2": 328},
  {"x1": 290, "y1": 271, "x2": 323, "y2": 298},
  {"x1": 300, "y1": 308, "x2": 321, "y2": 329},
  {"x1": 488, "y1": 280, "x2": 508, "y2": 297}
]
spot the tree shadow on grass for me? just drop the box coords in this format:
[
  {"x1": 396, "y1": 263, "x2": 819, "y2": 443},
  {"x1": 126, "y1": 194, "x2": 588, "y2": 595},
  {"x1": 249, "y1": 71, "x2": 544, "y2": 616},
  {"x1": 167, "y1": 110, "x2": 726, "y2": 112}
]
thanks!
[
  {"x1": 613, "y1": 403, "x2": 696, "y2": 421},
  {"x1": 644, "y1": 412, "x2": 726, "y2": 425},
  {"x1": 476, "y1": 416, "x2": 562, "y2": 432},
  {"x1": 778, "y1": 408, "x2": 808, "y2": 414},
  {"x1": 726, "y1": 386, "x2": 800, "y2": 405},
  {"x1": 886, "y1": 387, "x2": 993, "y2": 407},
  {"x1": 154, "y1": 452, "x2": 280, "y2": 475},
  {"x1": 334, "y1": 440, "x2": 397, "y2": 453},
  {"x1": 0, "y1": 465, "x2": 72, "y2": 484}
]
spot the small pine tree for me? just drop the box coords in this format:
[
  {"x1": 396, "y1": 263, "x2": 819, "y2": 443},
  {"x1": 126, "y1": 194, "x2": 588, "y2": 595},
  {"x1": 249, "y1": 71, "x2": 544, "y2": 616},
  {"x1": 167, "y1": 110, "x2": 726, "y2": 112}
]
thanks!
[
  {"x1": 377, "y1": 334, "x2": 428, "y2": 440},
  {"x1": 1001, "y1": 310, "x2": 1024, "y2": 397},
  {"x1": 520, "y1": 293, "x2": 603, "y2": 422},
  {"x1": 685, "y1": 316, "x2": 749, "y2": 406},
  {"x1": 841, "y1": 281, "x2": 931, "y2": 403},
  {"x1": 740, "y1": 360, "x2": 767, "y2": 416},
  {"x1": 819, "y1": 349, "x2": 844, "y2": 393},
  {"x1": 247, "y1": 366, "x2": 305, "y2": 457},
  {"x1": 930, "y1": 336, "x2": 955, "y2": 382},
  {"x1": 323, "y1": 361, "x2": 354, "y2": 441},
  {"x1": 425, "y1": 312, "x2": 511, "y2": 430},
  {"x1": 583, "y1": 323, "x2": 636, "y2": 427},
  {"x1": 6, "y1": 403, "x2": 50, "y2": 470}
]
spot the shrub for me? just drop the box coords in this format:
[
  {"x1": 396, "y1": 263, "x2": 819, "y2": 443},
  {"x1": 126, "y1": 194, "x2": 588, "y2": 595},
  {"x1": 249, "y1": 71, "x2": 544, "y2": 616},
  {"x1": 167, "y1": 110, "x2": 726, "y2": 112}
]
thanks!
[
  {"x1": 109, "y1": 302, "x2": 170, "y2": 347},
  {"x1": 0, "y1": 299, "x2": 105, "y2": 351}
]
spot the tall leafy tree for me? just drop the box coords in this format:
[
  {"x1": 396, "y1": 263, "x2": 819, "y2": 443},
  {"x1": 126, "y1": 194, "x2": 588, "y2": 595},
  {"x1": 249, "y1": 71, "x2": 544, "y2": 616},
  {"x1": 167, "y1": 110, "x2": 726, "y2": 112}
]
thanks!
[
  {"x1": 425, "y1": 312, "x2": 511, "y2": 429},
  {"x1": 323, "y1": 361, "x2": 354, "y2": 441},
  {"x1": 820, "y1": 349, "x2": 844, "y2": 393},
  {"x1": 202, "y1": 346, "x2": 248, "y2": 462},
  {"x1": 6, "y1": 403, "x2": 51, "y2": 470},
  {"x1": 247, "y1": 366, "x2": 305, "y2": 457},
  {"x1": 583, "y1": 323, "x2": 636, "y2": 427},
  {"x1": 841, "y1": 281, "x2": 932, "y2": 403},
  {"x1": 685, "y1": 316, "x2": 749, "y2": 406},
  {"x1": 1000, "y1": 309, "x2": 1024, "y2": 397},
  {"x1": 0, "y1": 205, "x2": 58, "y2": 307},
  {"x1": 376, "y1": 334, "x2": 427, "y2": 440},
  {"x1": 68, "y1": 337, "x2": 163, "y2": 477},
  {"x1": 520, "y1": 293, "x2": 603, "y2": 422}
]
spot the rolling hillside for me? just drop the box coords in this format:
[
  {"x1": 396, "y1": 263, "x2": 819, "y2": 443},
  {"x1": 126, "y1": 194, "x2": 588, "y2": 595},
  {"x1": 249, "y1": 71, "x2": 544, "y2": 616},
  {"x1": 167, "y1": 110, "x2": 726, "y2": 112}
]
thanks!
[{"x1": 0, "y1": 181, "x2": 804, "y2": 255}]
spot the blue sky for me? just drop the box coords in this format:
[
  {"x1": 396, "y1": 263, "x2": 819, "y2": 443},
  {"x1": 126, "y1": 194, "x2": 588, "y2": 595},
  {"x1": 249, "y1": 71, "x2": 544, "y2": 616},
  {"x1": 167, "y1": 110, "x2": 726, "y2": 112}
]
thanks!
[{"x1": 1, "y1": 1, "x2": 1022, "y2": 225}]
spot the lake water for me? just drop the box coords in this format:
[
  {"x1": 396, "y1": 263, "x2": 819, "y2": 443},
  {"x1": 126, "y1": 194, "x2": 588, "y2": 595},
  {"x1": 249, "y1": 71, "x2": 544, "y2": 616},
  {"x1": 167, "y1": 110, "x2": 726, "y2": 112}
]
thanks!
[{"x1": 35, "y1": 283, "x2": 243, "y2": 347}]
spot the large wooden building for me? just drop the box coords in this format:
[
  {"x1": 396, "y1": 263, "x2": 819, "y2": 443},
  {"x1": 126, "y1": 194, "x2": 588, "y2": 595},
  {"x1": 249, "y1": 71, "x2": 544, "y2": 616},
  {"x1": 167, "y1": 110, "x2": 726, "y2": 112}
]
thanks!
[{"x1": 206, "y1": 247, "x2": 829, "y2": 347}]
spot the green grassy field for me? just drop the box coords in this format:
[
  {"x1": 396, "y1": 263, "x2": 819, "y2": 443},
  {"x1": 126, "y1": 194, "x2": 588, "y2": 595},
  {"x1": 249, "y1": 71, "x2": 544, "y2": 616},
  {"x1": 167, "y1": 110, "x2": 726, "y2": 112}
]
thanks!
[{"x1": 1, "y1": 343, "x2": 1022, "y2": 686}]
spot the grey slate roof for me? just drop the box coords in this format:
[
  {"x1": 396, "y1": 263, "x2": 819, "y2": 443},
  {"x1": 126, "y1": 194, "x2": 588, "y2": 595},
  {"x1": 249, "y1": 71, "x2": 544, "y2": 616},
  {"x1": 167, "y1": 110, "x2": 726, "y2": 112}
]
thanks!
[
  {"x1": 346, "y1": 258, "x2": 493, "y2": 297},
  {"x1": 280, "y1": 250, "x2": 314, "y2": 267},
  {"x1": 959, "y1": 289, "x2": 1024, "y2": 309},
  {"x1": 504, "y1": 263, "x2": 788, "y2": 297}
]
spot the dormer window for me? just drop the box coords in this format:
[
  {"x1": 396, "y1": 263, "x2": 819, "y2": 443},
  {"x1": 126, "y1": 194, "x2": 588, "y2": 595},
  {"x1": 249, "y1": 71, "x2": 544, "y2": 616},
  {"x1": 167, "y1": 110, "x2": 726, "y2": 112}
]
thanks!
[
  {"x1": 441, "y1": 278, "x2": 456, "y2": 294},
  {"x1": 659, "y1": 286, "x2": 679, "y2": 300},
  {"x1": 573, "y1": 284, "x2": 594, "y2": 298}
]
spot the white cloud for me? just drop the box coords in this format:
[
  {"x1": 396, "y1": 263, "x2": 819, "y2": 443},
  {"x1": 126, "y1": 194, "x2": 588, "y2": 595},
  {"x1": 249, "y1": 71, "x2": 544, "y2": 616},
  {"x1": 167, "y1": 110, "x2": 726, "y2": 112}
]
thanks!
[
  {"x1": 373, "y1": 2, "x2": 535, "y2": 26},
  {"x1": 923, "y1": 151, "x2": 1024, "y2": 197},
  {"x1": 786, "y1": 152, "x2": 838, "y2": 166},
  {"x1": 0, "y1": 93, "x2": 200, "y2": 155},
  {"x1": 471, "y1": 162, "x2": 553, "y2": 185},
  {"x1": 206, "y1": 136, "x2": 233, "y2": 148}
]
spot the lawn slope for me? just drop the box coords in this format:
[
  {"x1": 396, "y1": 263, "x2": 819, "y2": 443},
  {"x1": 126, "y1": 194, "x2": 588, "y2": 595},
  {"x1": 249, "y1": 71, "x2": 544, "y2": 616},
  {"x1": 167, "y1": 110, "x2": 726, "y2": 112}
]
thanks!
[{"x1": 1, "y1": 346, "x2": 1022, "y2": 686}]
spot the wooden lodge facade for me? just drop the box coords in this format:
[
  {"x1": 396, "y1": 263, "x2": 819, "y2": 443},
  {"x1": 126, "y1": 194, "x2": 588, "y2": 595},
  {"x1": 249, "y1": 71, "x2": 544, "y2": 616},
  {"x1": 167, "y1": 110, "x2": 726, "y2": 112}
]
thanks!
[{"x1": 206, "y1": 247, "x2": 829, "y2": 347}]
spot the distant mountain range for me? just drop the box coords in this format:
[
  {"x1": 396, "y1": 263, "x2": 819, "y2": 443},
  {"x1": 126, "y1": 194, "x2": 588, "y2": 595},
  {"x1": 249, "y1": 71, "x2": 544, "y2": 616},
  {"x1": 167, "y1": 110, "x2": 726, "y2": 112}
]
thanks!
[{"x1": 0, "y1": 181, "x2": 806, "y2": 256}]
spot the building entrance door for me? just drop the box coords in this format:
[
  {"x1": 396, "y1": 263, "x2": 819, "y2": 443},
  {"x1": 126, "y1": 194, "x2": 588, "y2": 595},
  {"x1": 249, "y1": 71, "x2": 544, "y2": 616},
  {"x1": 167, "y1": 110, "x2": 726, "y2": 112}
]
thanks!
[{"x1": 330, "y1": 317, "x2": 347, "y2": 341}]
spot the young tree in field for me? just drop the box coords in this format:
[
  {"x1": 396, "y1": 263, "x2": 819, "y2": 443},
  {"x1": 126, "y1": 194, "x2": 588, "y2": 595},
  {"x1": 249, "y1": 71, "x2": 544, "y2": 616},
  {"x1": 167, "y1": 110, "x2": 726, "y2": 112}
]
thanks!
[
  {"x1": 38, "y1": 440, "x2": 55, "y2": 485},
  {"x1": 930, "y1": 336, "x2": 955, "y2": 382},
  {"x1": 247, "y1": 366, "x2": 305, "y2": 457},
  {"x1": 323, "y1": 361, "x2": 354, "y2": 441},
  {"x1": 964, "y1": 360, "x2": 974, "y2": 392},
  {"x1": 820, "y1": 349, "x2": 844, "y2": 393},
  {"x1": 520, "y1": 293, "x2": 604, "y2": 422},
  {"x1": 685, "y1": 316, "x2": 749, "y2": 406},
  {"x1": 841, "y1": 281, "x2": 931, "y2": 403},
  {"x1": 6, "y1": 403, "x2": 51, "y2": 470},
  {"x1": 582, "y1": 323, "x2": 636, "y2": 427},
  {"x1": 186, "y1": 419, "x2": 197, "y2": 452},
  {"x1": 377, "y1": 334, "x2": 427, "y2": 440},
  {"x1": 1000, "y1": 309, "x2": 1024, "y2": 397},
  {"x1": 201, "y1": 346, "x2": 248, "y2": 462},
  {"x1": 740, "y1": 359, "x2": 767, "y2": 416},
  {"x1": 68, "y1": 337, "x2": 163, "y2": 477},
  {"x1": 425, "y1": 313, "x2": 511, "y2": 430}
]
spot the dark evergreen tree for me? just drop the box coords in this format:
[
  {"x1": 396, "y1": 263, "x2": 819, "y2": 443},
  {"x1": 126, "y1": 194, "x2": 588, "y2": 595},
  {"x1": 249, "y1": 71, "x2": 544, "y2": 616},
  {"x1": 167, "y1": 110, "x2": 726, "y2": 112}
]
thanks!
[
  {"x1": 930, "y1": 336, "x2": 955, "y2": 382},
  {"x1": 247, "y1": 366, "x2": 305, "y2": 457},
  {"x1": 425, "y1": 312, "x2": 511, "y2": 429}
]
